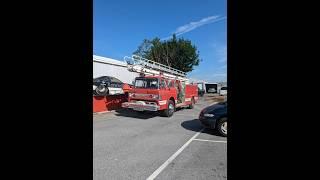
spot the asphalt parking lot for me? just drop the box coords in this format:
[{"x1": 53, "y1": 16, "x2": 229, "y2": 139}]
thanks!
[{"x1": 93, "y1": 95, "x2": 227, "y2": 180}]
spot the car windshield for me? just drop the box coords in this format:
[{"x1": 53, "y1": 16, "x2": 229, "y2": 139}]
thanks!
[
  {"x1": 221, "y1": 87, "x2": 227, "y2": 90},
  {"x1": 134, "y1": 78, "x2": 159, "y2": 89}
]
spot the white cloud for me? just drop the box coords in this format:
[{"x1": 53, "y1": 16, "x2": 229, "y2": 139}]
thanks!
[
  {"x1": 161, "y1": 15, "x2": 226, "y2": 40},
  {"x1": 175, "y1": 16, "x2": 222, "y2": 35}
]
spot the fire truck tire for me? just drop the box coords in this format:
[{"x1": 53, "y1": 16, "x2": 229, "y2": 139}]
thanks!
[
  {"x1": 161, "y1": 100, "x2": 175, "y2": 117},
  {"x1": 188, "y1": 97, "x2": 195, "y2": 109}
]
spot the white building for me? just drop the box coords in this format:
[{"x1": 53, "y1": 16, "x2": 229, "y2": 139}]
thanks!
[{"x1": 93, "y1": 55, "x2": 139, "y2": 84}]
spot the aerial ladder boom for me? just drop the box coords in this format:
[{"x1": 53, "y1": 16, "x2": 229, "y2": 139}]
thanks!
[{"x1": 124, "y1": 55, "x2": 189, "y2": 83}]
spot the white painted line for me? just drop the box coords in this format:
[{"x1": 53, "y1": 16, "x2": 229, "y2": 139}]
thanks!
[
  {"x1": 146, "y1": 129, "x2": 204, "y2": 180},
  {"x1": 193, "y1": 139, "x2": 227, "y2": 143}
]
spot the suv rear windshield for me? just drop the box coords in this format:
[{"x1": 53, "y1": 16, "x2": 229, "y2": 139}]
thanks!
[{"x1": 134, "y1": 78, "x2": 159, "y2": 89}]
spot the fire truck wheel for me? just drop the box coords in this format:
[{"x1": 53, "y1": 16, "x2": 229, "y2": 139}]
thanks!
[
  {"x1": 161, "y1": 100, "x2": 175, "y2": 117},
  {"x1": 188, "y1": 97, "x2": 195, "y2": 109}
]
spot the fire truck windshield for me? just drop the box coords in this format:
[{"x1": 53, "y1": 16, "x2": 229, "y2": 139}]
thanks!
[{"x1": 134, "y1": 78, "x2": 159, "y2": 89}]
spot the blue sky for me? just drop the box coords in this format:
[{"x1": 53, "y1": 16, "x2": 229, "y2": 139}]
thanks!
[{"x1": 94, "y1": 0, "x2": 227, "y2": 82}]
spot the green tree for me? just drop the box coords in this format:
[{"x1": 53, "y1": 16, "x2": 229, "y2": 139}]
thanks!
[{"x1": 133, "y1": 34, "x2": 201, "y2": 72}]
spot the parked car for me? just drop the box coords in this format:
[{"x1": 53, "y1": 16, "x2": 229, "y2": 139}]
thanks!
[
  {"x1": 198, "y1": 101, "x2": 227, "y2": 137},
  {"x1": 220, "y1": 86, "x2": 227, "y2": 96},
  {"x1": 93, "y1": 76, "x2": 124, "y2": 96}
]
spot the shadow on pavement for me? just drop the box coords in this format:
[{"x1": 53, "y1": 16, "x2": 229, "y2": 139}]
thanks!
[
  {"x1": 115, "y1": 106, "x2": 187, "y2": 119},
  {"x1": 114, "y1": 109, "x2": 159, "y2": 119},
  {"x1": 181, "y1": 119, "x2": 223, "y2": 136}
]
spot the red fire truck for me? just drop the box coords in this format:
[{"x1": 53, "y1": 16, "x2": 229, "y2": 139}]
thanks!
[{"x1": 121, "y1": 55, "x2": 198, "y2": 117}]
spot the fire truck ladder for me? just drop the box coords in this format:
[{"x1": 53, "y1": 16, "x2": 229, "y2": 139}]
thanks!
[{"x1": 123, "y1": 55, "x2": 189, "y2": 82}]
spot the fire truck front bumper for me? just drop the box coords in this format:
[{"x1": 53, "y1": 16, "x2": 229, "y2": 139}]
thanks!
[{"x1": 122, "y1": 101, "x2": 160, "y2": 111}]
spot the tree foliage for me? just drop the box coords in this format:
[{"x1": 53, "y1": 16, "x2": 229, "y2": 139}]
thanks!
[{"x1": 133, "y1": 34, "x2": 201, "y2": 72}]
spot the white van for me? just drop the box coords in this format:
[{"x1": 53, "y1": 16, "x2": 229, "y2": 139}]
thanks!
[{"x1": 220, "y1": 86, "x2": 227, "y2": 96}]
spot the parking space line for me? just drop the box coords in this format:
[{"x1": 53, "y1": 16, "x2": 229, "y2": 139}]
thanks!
[
  {"x1": 193, "y1": 139, "x2": 227, "y2": 143},
  {"x1": 146, "y1": 128, "x2": 204, "y2": 180}
]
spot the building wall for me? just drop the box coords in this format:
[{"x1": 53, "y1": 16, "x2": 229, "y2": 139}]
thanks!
[{"x1": 93, "y1": 55, "x2": 139, "y2": 84}]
